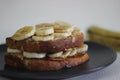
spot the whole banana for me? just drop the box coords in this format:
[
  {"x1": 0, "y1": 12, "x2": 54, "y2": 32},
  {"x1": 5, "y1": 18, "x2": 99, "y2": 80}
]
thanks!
[{"x1": 87, "y1": 26, "x2": 120, "y2": 51}]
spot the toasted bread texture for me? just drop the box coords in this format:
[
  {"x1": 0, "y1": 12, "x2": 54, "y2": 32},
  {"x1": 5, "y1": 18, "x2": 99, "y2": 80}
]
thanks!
[
  {"x1": 5, "y1": 53, "x2": 24, "y2": 68},
  {"x1": 5, "y1": 52, "x2": 89, "y2": 71},
  {"x1": 6, "y1": 33, "x2": 84, "y2": 53}
]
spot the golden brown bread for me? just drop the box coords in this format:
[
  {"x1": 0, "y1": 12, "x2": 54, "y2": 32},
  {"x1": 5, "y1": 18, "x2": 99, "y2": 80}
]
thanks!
[
  {"x1": 5, "y1": 53, "x2": 24, "y2": 68},
  {"x1": 6, "y1": 33, "x2": 84, "y2": 53},
  {"x1": 6, "y1": 38, "x2": 26, "y2": 50},
  {"x1": 26, "y1": 53, "x2": 89, "y2": 71},
  {"x1": 5, "y1": 52, "x2": 89, "y2": 71}
]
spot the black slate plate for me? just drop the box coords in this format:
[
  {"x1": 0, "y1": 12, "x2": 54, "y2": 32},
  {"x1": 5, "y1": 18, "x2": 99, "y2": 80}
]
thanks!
[{"x1": 0, "y1": 42, "x2": 117, "y2": 80}]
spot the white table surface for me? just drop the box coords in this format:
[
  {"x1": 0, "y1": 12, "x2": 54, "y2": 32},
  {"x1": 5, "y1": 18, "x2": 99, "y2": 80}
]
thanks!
[{"x1": 0, "y1": 52, "x2": 119, "y2": 80}]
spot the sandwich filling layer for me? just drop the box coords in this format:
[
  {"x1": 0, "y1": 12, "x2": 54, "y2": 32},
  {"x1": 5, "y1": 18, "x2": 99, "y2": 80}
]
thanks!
[{"x1": 7, "y1": 44, "x2": 88, "y2": 58}]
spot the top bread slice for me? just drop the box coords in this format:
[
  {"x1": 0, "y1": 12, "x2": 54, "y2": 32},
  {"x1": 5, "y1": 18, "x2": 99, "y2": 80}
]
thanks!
[{"x1": 6, "y1": 30, "x2": 84, "y2": 54}]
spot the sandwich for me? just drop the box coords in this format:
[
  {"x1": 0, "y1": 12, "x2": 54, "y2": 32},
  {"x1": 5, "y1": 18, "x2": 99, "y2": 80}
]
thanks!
[{"x1": 5, "y1": 21, "x2": 89, "y2": 71}]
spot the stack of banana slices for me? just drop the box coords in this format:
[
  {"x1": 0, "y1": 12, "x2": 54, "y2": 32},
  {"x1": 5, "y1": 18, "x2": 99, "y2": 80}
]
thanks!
[{"x1": 12, "y1": 21, "x2": 75, "y2": 41}]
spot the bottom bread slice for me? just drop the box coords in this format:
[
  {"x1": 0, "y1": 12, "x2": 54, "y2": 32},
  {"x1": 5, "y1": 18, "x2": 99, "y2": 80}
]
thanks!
[{"x1": 5, "y1": 53, "x2": 89, "y2": 71}]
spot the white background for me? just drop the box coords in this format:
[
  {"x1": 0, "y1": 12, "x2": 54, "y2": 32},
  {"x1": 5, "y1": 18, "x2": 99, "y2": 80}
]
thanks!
[
  {"x1": 0, "y1": 0, "x2": 120, "y2": 44},
  {"x1": 0, "y1": 0, "x2": 120, "y2": 80}
]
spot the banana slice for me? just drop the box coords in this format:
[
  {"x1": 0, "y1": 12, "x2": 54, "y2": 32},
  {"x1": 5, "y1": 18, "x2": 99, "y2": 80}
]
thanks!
[
  {"x1": 12, "y1": 26, "x2": 35, "y2": 41},
  {"x1": 23, "y1": 51, "x2": 46, "y2": 58},
  {"x1": 72, "y1": 27, "x2": 81, "y2": 35},
  {"x1": 61, "y1": 49, "x2": 72, "y2": 58},
  {"x1": 32, "y1": 34, "x2": 54, "y2": 41},
  {"x1": 35, "y1": 27, "x2": 54, "y2": 36},
  {"x1": 36, "y1": 23, "x2": 54, "y2": 28},
  {"x1": 7, "y1": 48, "x2": 21, "y2": 53},
  {"x1": 69, "y1": 48, "x2": 77, "y2": 56},
  {"x1": 54, "y1": 32, "x2": 71, "y2": 37},
  {"x1": 54, "y1": 21, "x2": 74, "y2": 33},
  {"x1": 77, "y1": 44, "x2": 88, "y2": 53},
  {"x1": 54, "y1": 27, "x2": 74, "y2": 33},
  {"x1": 48, "y1": 51, "x2": 63, "y2": 58}
]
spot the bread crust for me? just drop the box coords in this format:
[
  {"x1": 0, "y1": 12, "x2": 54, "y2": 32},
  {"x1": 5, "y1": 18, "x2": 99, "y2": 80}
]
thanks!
[
  {"x1": 5, "y1": 53, "x2": 89, "y2": 71},
  {"x1": 5, "y1": 53, "x2": 24, "y2": 68},
  {"x1": 6, "y1": 38, "x2": 26, "y2": 50},
  {"x1": 6, "y1": 33, "x2": 84, "y2": 53}
]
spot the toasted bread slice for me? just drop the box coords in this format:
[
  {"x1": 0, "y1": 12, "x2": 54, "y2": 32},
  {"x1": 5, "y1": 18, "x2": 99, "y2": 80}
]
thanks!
[
  {"x1": 5, "y1": 53, "x2": 24, "y2": 68},
  {"x1": 5, "y1": 52, "x2": 89, "y2": 71},
  {"x1": 6, "y1": 33, "x2": 84, "y2": 53}
]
